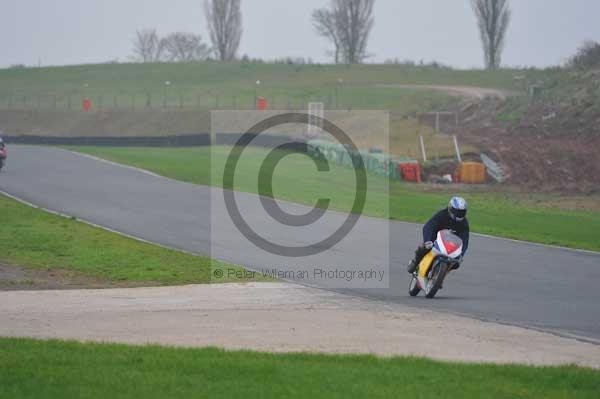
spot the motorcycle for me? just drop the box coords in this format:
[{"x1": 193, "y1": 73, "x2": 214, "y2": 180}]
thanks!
[
  {"x1": 0, "y1": 145, "x2": 6, "y2": 172},
  {"x1": 409, "y1": 229, "x2": 462, "y2": 299}
]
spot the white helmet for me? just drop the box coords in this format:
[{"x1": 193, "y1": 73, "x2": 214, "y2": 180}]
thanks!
[{"x1": 448, "y1": 196, "x2": 467, "y2": 222}]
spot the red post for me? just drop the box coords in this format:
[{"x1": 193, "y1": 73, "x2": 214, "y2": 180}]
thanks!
[
  {"x1": 257, "y1": 97, "x2": 268, "y2": 110},
  {"x1": 82, "y1": 98, "x2": 92, "y2": 112}
]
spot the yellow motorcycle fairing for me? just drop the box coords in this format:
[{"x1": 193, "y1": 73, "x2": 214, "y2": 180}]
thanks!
[{"x1": 418, "y1": 251, "x2": 436, "y2": 278}]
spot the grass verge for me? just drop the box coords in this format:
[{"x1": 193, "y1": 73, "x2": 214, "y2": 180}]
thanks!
[
  {"x1": 0, "y1": 193, "x2": 262, "y2": 285},
  {"x1": 66, "y1": 146, "x2": 600, "y2": 252},
  {"x1": 1, "y1": 338, "x2": 599, "y2": 399}
]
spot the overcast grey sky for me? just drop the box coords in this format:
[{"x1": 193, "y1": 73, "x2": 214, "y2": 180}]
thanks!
[{"x1": 1, "y1": 0, "x2": 599, "y2": 69}]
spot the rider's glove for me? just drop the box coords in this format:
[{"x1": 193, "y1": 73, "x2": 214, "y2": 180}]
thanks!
[
  {"x1": 424, "y1": 241, "x2": 434, "y2": 250},
  {"x1": 452, "y1": 256, "x2": 463, "y2": 270}
]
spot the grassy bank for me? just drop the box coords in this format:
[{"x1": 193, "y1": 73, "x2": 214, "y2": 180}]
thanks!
[
  {"x1": 1, "y1": 338, "x2": 598, "y2": 399},
  {"x1": 0, "y1": 193, "x2": 256, "y2": 285},
  {"x1": 0, "y1": 62, "x2": 546, "y2": 110},
  {"x1": 66, "y1": 146, "x2": 600, "y2": 252}
]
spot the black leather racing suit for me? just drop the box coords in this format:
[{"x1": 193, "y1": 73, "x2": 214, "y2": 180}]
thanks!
[{"x1": 410, "y1": 209, "x2": 470, "y2": 272}]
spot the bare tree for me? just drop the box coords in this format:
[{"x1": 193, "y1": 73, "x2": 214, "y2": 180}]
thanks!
[
  {"x1": 132, "y1": 29, "x2": 165, "y2": 63},
  {"x1": 336, "y1": 0, "x2": 375, "y2": 64},
  {"x1": 471, "y1": 0, "x2": 511, "y2": 70},
  {"x1": 162, "y1": 32, "x2": 210, "y2": 62},
  {"x1": 312, "y1": 0, "x2": 375, "y2": 64},
  {"x1": 205, "y1": 0, "x2": 243, "y2": 61},
  {"x1": 312, "y1": 8, "x2": 341, "y2": 64}
]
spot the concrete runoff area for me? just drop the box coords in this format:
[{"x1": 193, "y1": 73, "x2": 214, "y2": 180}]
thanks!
[{"x1": 1, "y1": 282, "x2": 599, "y2": 368}]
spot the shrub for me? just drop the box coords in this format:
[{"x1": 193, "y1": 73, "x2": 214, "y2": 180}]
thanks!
[{"x1": 569, "y1": 41, "x2": 600, "y2": 69}]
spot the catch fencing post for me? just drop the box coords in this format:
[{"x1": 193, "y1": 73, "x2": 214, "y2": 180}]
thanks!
[
  {"x1": 453, "y1": 135, "x2": 462, "y2": 163},
  {"x1": 419, "y1": 134, "x2": 428, "y2": 162}
]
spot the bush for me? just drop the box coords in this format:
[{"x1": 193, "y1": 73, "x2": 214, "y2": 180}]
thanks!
[{"x1": 569, "y1": 41, "x2": 600, "y2": 69}]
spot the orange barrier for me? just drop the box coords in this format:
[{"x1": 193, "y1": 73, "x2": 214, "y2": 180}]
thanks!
[
  {"x1": 398, "y1": 163, "x2": 421, "y2": 183},
  {"x1": 457, "y1": 162, "x2": 486, "y2": 184}
]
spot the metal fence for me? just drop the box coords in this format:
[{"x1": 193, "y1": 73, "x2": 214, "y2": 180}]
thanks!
[{"x1": 0, "y1": 91, "x2": 351, "y2": 112}]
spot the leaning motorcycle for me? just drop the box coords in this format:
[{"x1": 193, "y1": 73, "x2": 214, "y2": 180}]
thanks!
[
  {"x1": 0, "y1": 146, "x2": 6, "y2": 172},
  {"x1": 409, "y1": 229, "x2": 462, "y2": 299}
]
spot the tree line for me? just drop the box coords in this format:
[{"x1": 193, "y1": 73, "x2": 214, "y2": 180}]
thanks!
[
  {"x1": 133, "y1": 0, "x2": 242, "y2": 63},
  {"x1": 132, "y1": 0, "x2": 517, "y2": 70}
]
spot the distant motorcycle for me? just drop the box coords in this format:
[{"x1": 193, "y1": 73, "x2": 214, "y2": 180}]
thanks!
[
  {"x1": 409, "y1": 229, "x2": 462, "y2": 299},
  {"x1": 0, "y1": 145, "x2": 6, "y2": 172}
]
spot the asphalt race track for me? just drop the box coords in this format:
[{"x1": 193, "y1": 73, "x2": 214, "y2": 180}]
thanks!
[{"x1": 2, "y1": 145, "x2": 600, "y2": 342}]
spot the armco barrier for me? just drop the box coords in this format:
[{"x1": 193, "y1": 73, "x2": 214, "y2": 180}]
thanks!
[
  {"x1": 5, "y1": 134, "x2": 211, "y2": 147},
  {"x1": 5, "y1": 133, "x2": 302, "y2": 149}
]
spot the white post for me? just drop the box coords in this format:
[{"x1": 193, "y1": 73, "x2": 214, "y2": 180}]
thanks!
[
  {"x1": 453, "y1": 135, "x2": 462, "y2": 163},
  {"x1": 419, "y1": 135, "x2": 428, "y2": 162}
]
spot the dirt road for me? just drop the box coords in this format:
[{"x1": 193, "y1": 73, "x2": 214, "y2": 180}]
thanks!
[{"x1": 376, "y1": 84, "x2": 516, "y2": 100}]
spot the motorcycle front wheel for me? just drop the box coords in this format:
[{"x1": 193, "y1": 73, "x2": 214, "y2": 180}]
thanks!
[
  {"x1": 425, "y1": 263, "x2": 448, "y2": 299},
  {"x1": 408, "y1": 275, "x2": 420, "y2": 296}
]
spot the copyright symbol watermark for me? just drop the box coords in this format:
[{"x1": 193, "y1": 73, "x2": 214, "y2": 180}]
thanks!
[
  {"x1": 213, "y1": 268, "x2": 224, "y2": 279},
  {"x1": 209, "y1": 109, "x2": 391, "y2": 289},
  {"x1": 222, "y1": 113, "x2": 367, "y2": 257}
]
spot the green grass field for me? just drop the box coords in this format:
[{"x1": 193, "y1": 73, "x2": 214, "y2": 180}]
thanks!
[
  {"x1": 0, "y1": 193, "x2": 260, "y2": 285},
  {"x1": 1, "y1": 338, "x2": 599, "y2": 399},
  {"x1": 0, "y1": 62, "x2": 550, "y2": 111},
  {"x1": 66, "y1": 146, "x2": 600, "y2": 252}
]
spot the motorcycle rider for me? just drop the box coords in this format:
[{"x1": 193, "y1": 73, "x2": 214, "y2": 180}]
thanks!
[
  {"x1": 0, "y1": 138, "x2": 6, "y2": 167},
  {"x1": 407, "y1": 197, "x2": 469, "y2": 274}
]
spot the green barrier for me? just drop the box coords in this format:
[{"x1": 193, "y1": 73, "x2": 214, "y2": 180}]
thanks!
[{"x1": 307, "y1": 139, "x2": 417, "y2": 181}]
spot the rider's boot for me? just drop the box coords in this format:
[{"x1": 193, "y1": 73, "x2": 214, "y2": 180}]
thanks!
[
  {"x1": 407, "y1": 243, "x2": 431, "y2": 274},
  {"x1": 407, "y1": 258, "x2": 418, "y2": 274}
]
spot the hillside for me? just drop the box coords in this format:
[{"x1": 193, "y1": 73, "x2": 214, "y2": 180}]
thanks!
[
  {"x1": 0, "y1": 62, "x2": 544, "y2": 111},
  {"x1": 449, "y1": 68, "x2": 600, "y2": 193},
  {"x1": 0, "y1": 62, "x2": 538, "y2": 158}
]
